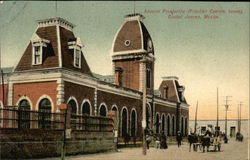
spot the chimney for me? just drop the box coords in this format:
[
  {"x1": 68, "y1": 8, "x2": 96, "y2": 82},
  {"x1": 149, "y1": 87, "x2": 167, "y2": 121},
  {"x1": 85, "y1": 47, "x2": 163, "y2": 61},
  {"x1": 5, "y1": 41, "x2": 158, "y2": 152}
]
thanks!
[{"x1": 115, "y1": 67, "x2": 123, "y2": 86}]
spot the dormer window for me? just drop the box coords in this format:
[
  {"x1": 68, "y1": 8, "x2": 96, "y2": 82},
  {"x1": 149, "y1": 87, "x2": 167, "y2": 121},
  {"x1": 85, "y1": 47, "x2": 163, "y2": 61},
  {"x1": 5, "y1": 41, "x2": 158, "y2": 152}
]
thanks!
[
  {"x1": 34, "y1": 46, "x2": 41, "y2": 64},
  {"x1": 31, "y1": 33, "x2": 50, "y2": 65},
  {"x1": 68, "y1": 37, "x2": 84, "y2": 69},
  {"x1": 74, "y1": 49, "x2": 81, "y2": 68}
]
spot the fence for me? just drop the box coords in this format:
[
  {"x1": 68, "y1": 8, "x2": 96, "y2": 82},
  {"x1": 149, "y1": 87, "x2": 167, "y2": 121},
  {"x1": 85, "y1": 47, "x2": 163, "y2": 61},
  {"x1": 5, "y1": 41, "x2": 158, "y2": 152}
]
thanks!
[{"x1": 0, "y1": 108, "x2": 113, "y2": 132}]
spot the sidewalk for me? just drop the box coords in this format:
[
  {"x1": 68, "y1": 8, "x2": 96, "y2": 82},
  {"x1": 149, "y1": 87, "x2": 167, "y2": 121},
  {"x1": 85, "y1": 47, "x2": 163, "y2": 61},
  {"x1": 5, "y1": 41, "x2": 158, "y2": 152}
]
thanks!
[{"x1": 39, "y1": 138, "x2": 249, "y2": 160}]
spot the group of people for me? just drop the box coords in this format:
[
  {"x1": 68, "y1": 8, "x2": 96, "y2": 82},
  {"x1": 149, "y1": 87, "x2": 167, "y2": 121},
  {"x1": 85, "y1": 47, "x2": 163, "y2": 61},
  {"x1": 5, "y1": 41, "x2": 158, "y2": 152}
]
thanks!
[{"x1": 145, "y1": 129, "x2": 183, "y2": 149}]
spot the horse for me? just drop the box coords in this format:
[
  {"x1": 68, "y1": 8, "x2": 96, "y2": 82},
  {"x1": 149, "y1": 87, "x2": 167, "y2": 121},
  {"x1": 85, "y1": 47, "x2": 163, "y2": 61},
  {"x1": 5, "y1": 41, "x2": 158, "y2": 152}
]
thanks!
[
  {"x1": 200, "y1": 135, "x2": 211, "y2": 152},
  {"x1": 188, "y1": 134, "x2": 199, "y2": 152}
]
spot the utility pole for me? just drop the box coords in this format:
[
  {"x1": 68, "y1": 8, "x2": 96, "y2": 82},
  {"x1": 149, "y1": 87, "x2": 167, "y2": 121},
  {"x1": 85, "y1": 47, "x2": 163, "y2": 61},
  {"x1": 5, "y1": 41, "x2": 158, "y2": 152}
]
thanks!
[
  {"x1": 141, "y1": 56, "x2": 147, "y2": 155},
  {"x1": 194, "y1": 101, "x2": 198, "y2": 134},
  {"x1": 224, "y1": 96, "x2": 232, "y2": 143},
  {"x1": 216, "y1": 88, "x2": 219, "y2": 131},
  {"x1": 238, "y1": 102, "x2": 243, "y2": 133},
  {"x1": 0, "y1": 29, "x2": 4, "y2": 106}
]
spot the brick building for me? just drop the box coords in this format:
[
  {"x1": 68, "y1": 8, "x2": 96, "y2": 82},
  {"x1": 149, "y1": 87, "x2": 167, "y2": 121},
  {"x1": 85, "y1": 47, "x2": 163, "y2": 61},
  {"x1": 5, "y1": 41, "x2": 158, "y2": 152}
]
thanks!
[{"x1": 0, "y1": 13, "x2": 189, "y2": 138}]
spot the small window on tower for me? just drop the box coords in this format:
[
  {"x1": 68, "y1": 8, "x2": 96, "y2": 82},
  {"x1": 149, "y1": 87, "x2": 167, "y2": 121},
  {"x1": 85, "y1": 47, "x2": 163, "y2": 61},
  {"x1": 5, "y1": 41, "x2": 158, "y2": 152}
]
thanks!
[{"x1": 74, "y1": 49, "x2": 81, "y2": 68}]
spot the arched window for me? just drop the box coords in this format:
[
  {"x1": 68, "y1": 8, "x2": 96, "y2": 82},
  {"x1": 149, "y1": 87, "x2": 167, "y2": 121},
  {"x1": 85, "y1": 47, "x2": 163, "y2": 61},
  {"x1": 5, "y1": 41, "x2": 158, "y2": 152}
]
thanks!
[
  {"x1": 172, "y1": 116, "x2": 175, "y2": 136},
  {"x1": 68, "y1": 99, "x2": 77, "y2": 115},
  {"x1": 99, "y1": 105, "x2": 107, "y2": 117},
  {"x1": 121, "y1": 108, "x2": 128, "y2": 137},
  {"x1": 131, "y1": 109, "x2": 137, "y2": 137},
  {"x1": 146, "y1": 104, "x2": 151, "y2": 129},
  {"x1": 167, "y1": 115, "x2": 171, "y2": 136},
  {"x1": 18, "y1": 99, "x2": 31, "y2": 128},
  {"x1": 155, "y1": 113, "x2": 160, "y2": 134},
  {"x1": 82, "y1": 101, "x2": 91, "y2": 115},
  {"x1": 38, "y1": 98, "x2": 51, "y2": 128},
  {"x1": 162, "y1": 114, "x2": 165, "y2": 134},
  {"x1": 111, "y1": 106, "x2": 119, "y2": 130}
]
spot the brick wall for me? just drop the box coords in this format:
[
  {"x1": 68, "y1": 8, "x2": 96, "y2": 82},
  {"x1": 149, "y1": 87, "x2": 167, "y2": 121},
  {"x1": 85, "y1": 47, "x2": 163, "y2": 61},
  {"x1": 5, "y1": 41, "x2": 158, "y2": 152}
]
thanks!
[
  {"x1": 0, "y1": 128, "x2": 115, "y2": 159},
  {"x1": 64, "y1": 81, "x2": 95, "y2": 114},
  {"x1": 13, "y1": 81, "x2": 58, "y2": 112},
  {"x1": 114, "y1": 59, "x2": 140, "y2": 91}
]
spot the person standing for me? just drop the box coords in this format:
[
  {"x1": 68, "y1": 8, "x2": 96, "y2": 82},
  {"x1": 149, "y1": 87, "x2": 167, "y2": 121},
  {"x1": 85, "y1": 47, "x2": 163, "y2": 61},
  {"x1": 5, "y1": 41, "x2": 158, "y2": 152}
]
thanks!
[
  {"x1": 146, "y1": 134, "x2": 151, "y2": 149},
  {"x1": 160, "y1": 131, "x2": 168, "y2": 149},
  {"x1": 176, "y1": 131, "x2": 182, "y2": 148}
]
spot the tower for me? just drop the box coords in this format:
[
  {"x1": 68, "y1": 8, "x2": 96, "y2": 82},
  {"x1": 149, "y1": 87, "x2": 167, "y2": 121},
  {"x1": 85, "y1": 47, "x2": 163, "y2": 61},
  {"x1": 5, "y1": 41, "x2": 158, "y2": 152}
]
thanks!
[{"x1": 111, "y1": 13, "x2": 154, "y2": 94}]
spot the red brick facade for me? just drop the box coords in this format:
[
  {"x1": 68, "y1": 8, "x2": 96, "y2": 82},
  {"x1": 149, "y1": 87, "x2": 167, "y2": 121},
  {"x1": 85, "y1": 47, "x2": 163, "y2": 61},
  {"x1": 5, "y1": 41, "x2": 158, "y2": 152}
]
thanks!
[
  {"x1": 0, "y1": 15, "x2": 189, "y2": 138},
  {"x1": 13, "y1": 81, "x2": 58, "y2": 112}
]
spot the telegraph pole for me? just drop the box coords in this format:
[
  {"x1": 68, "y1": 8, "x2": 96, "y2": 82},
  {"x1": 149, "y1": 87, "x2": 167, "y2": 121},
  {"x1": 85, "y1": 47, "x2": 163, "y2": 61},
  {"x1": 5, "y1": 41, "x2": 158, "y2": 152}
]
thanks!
[
  {"x1": 141, "y1": 56, "x2": 147, "y2": 155},
  {"x1": 216, "y1": 88, "x2": 219, "y2": 131},
  {"x1": 194, "y1": 101, "x2": 198, "y2": 134},
  {"x1": 224, "y1": 96, "x2": 232, "y2": 143},
  {"x1": 238, "y1": 102, "x2": 243, "y2": 133}
]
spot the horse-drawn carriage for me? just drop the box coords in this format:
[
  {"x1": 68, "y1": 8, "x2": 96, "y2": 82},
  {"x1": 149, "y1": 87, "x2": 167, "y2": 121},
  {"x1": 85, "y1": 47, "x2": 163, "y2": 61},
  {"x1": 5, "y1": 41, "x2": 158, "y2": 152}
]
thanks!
[{"x1": 188, "y1": 130, "x2": 222, "y2": 152}]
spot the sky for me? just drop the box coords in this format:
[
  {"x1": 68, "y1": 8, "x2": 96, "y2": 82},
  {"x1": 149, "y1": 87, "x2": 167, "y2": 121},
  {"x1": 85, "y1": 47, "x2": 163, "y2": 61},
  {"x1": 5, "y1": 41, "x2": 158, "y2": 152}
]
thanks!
[{"x1": 0, "y1": 1, "x2": 249, "y2": 120}]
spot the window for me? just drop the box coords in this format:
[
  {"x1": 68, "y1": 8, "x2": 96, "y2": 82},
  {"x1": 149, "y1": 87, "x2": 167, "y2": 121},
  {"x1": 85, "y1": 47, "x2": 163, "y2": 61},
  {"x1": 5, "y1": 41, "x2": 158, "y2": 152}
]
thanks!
[
  {"x1": 99, "y1": 105, "x2": 107, "y2": 117},
  {"x1": 31, "y1": 34, "x2": 49, "y2": 65},
  {"x1": 146, "y1": 69, "x2": 151, "y2": 88},
  {"x1": 82, "y1": 102, "x2": 91, "y2": 115},
  {"x1": 68, "y1": 37, "x2": 83, "y2": 69},
  {"x1": 34, "y1": 46, "x2": 42, "y2": 65},
  {"x1": 164, "y1": 87, "x2": 169, "y2": 99},
  {"x1": 18, "y1": 100, "x2": 31, "y2": 129},
  {"x1": 74, "y1": 49, "x2": 81, "y2": 68},
  {"x1": 38, "y1": 98, "x2": 51, "y2": 129}
]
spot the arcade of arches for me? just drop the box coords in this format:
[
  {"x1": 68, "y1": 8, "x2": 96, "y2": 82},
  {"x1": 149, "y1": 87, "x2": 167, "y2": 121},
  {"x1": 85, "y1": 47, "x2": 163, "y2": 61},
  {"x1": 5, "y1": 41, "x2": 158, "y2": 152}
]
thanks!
[{"x1": 2, "y1": 96, "x2": 188, "y2": 136}]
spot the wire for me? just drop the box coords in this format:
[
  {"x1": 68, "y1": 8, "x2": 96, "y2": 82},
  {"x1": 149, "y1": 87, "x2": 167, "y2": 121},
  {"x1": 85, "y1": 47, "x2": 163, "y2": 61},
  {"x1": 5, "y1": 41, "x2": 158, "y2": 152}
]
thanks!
[{"x1": 0, "y1": 2, "x2": 28, "y2": 29}]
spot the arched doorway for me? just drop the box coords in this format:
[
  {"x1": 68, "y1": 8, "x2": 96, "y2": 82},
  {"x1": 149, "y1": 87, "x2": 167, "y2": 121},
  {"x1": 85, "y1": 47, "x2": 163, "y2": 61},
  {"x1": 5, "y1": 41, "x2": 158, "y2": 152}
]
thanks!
[
  {"x1": 18, "y1": 99, "x2": 31, "y2": 128},
  {"x1": 121, "y1": 108, "x2": 128, "y2": 137},
  {"x1": 99, "y1": 105, "x2": 107, "y2": 117},
  {"x1": 131, "y1": 109, "x2": 137, "y2": 137},
  {"x1": 167, "y1": 115, "x2": 171, "y2": 136},
  {"x1": 82, "y1": 101, "x2": 91, "y2": 115},
  {"x1": 38, "y1": 98, "x2": 51, "y2": 128},
  {"x1": 162, "y1": 114, "x2": 165, "y2": 134},
  {"x1": 172, "y1": 116, "x2": 175, "y2": 136},
  {"x1": 155, "y1": 113, "x2": 160, "y2": 134}
]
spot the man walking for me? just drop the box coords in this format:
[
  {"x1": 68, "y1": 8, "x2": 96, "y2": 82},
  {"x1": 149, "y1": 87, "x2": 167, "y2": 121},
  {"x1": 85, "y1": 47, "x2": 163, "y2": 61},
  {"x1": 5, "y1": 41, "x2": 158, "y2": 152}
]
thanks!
[{"x1": 176, "y1": 131, "x2": 182, "y2": 148}]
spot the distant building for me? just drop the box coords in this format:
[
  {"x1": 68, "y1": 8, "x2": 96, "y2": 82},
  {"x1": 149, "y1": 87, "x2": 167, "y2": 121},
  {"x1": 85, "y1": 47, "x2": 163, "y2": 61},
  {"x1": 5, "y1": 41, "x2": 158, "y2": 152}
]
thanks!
[
  {"x1": 0, "y1": 14, "x2": 189, "y2": 138},
  {"x1": 189, "y1": 119, "x2": 249, "y2": 138}
]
